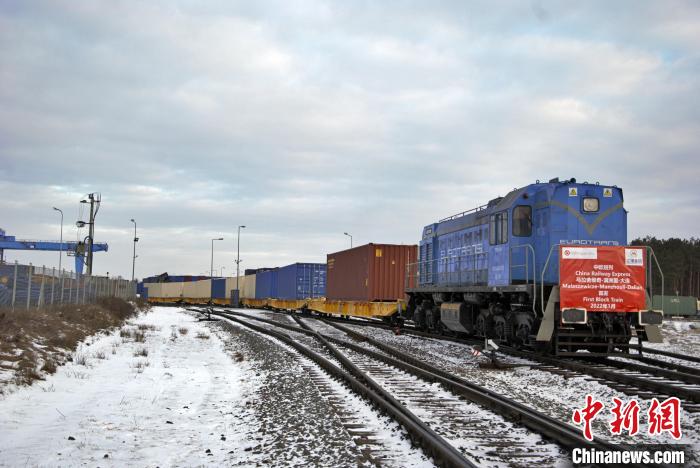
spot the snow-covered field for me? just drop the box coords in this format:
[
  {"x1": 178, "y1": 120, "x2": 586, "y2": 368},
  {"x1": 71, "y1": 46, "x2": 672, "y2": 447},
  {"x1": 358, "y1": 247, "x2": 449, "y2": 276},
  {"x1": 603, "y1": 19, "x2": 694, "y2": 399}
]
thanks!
[
  {"x1": 0, "y1": 307, "x2": 432, "y2": 467},
  {"x1": 0, "y1": 307, "x2": 253, "y2": 466}
]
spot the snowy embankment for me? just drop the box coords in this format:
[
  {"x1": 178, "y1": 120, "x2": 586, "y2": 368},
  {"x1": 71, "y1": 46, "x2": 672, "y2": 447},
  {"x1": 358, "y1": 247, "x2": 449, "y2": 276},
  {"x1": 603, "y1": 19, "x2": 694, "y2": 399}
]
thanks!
[{"x1": 0, "y1": 307, "x2": 249, "y2": 466}]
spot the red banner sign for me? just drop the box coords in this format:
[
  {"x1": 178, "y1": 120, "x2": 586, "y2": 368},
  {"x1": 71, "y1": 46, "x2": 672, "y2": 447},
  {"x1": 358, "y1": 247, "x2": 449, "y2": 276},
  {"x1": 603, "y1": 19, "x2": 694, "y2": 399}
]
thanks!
[{"x1": 559, "y1": 246, "x2": 646, "y2": 312}]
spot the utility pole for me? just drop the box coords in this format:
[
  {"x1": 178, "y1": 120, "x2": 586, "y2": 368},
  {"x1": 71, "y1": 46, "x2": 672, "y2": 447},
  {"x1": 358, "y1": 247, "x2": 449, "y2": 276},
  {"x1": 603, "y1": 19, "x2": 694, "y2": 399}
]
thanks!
[
  {"x1": 53, "y1": 207, "x2": 63, "y2": 273},
  {"x1": 236, "y1": 225, "x2": 246, "y2": 294},
  {"x1": 78, "y1": 193, "x2": 100, "y2": 276},
  {"x1": 344, "y1": 232, "x2": 353, "y2": 248},
  {"x1": 130, "y1": 219, "x2": 138, "y2": 282},
  {"x1": 87, "y1": 194, "x2": 96, "y2": 275}
]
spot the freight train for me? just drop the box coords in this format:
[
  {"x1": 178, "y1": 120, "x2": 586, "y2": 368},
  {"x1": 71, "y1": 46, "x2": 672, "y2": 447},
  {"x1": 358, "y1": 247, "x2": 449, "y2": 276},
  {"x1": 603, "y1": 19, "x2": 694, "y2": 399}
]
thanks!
[
  {"x1": 404, "y1": 178, "x2": 663, "y2": 355},
  {"x1": 143, "y1": 177, "x2": 664, "y2": 355}
]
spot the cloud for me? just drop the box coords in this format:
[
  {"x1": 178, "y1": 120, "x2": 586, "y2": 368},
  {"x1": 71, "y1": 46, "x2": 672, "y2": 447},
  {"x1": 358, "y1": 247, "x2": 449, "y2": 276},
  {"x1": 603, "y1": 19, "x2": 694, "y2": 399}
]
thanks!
[{"x1": 1, "y1": 1, "x2": 699, "y2": 277}]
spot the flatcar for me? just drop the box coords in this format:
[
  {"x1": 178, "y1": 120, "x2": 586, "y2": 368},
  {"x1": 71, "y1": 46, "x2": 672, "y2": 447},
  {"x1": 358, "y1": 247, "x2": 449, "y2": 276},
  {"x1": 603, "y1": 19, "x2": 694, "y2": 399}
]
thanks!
[{"x1": 404, "y1": 177, "x2": 663, "y2": 355}]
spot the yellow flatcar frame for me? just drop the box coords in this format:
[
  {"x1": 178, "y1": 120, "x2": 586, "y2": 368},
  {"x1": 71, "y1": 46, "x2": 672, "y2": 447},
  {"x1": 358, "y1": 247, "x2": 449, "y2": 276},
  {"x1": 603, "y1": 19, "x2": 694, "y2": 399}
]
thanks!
[{"x1": 148, "y1": 296, "x2": 404, "y2": 319}]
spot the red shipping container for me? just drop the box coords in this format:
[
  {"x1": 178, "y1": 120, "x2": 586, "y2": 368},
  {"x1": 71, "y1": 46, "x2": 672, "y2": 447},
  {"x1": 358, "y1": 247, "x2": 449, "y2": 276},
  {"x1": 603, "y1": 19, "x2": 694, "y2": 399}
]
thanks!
[{"x1": 326, "y1": 243, "x2": 418, "y2": 301}]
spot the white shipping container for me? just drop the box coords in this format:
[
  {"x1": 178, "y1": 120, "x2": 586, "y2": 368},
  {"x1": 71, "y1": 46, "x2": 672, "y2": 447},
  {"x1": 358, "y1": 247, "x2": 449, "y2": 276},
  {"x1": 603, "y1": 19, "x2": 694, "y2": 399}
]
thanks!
[
  {"x1": 160, "y1": 282, "x2": 185, "y2": 298},
  {"x1": 145, "y1": 283, "x2": 162, "y2": 298},
  {"x1": 183, "y1": 279, "x2": 211, "y2": 298},
  {"x1": 225, "y1": 274, "x2": 256, "y2": 299}
]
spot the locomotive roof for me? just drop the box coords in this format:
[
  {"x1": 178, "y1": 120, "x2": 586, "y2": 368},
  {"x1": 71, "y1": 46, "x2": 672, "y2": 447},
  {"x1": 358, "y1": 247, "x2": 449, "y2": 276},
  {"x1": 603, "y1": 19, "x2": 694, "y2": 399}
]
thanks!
[
  {"x1": 434, "y1": 186, "x2": 527, "y2": 236},
  {"x1": 432, "y1": 178, "x2": 596, "y2": 236}
]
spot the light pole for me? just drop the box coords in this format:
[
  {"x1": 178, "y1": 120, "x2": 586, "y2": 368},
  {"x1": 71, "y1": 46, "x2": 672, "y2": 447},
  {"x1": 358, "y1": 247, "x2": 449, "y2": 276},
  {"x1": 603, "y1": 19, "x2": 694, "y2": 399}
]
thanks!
[
  {"x1": 236, "y1": 225, "x2": 246, "y2": 295},
  {"x1": 130, "y1": 219, "x2": 138, "y2": 282},
  {"x1": 344, "y1": 232, "x2": 353, "y2": 248},
  {"x1": 53, "y1": 207, "x2": 63, "y2": 273},
  {"x1": 211, "y1": 237, "x2": 223, "y2": 277}
]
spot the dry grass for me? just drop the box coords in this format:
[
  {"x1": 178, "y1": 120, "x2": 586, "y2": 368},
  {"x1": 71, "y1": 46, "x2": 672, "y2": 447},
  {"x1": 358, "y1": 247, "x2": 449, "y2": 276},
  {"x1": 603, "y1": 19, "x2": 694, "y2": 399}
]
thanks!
[
  {"x1": 195, "y1": 331, "x2": 210, "y2": 340},
  {"x1": 133, "y1": 331, "x2": 146, "y2": 343},
  {"x1": 0, "y1": 298, "x2": 144, "y2": 389},
  {"x1": 73, "y1": 352, "x2": 88, "y2": 366},
  {"x1": 178, "y1": 327, "x2": 189, "y2": 335},
  {"x1": 40, "y1": 359, "x2": 57, "y2": 374},
  {"x1": 131, "y1": 359, "x2": 150, "y2": 374},
  {"x1": 133, "y1": 347, "x2": 148, "y2": 357}
]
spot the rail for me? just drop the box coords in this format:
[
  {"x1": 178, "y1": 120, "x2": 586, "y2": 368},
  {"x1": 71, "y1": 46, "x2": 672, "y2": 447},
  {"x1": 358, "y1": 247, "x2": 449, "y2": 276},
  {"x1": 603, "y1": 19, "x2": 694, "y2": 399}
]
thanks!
[
  {"x1": 294, "y1": 307, "x2": 700, "y2": 413},
  {"x1": 214, "y1": 310, "x2": 476, "y2": 468},
  {"x1": 647, "y1": 246, "x2": 665, "y2": 312},
  {"x1": 439, "y1": 204, "x2": 488, "y2": 223},
  {"x1": 405, "y1": 253, "x2": 489, "y2": 288}
]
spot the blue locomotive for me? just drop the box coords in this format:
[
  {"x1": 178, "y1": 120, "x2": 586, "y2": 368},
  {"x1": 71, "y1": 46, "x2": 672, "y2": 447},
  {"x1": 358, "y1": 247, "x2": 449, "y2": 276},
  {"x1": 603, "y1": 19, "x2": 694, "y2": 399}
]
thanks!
[{"x1": 405, "y1": 177, "x2": 662, "y2": 354}]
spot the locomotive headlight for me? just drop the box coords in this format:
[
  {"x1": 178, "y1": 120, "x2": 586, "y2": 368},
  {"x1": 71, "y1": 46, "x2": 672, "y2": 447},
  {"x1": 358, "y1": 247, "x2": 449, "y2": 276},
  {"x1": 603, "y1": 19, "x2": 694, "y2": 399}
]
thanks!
[{"x1": 583, "y1": 197, "x2": 599, "y2": 212}]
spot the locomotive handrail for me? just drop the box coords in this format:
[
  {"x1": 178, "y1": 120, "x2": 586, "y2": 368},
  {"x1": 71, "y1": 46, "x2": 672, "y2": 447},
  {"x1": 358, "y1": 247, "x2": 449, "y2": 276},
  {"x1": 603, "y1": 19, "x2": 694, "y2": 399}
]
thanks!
[
  {"x1": 406, "y1": 253, "x2": 489, "y2": 287},
  {"x1": 439, "y1": 203, "x2": 488, "y2": 222},
  {"x1": 646, "y1": 246, "x2": 665, "y2": 313},
  {"x1": 540, "y1": 243, "x2": 561, "y2": 315},
  {"x1": 510, "y1": 243, "x2": 537, "y2": 314}
]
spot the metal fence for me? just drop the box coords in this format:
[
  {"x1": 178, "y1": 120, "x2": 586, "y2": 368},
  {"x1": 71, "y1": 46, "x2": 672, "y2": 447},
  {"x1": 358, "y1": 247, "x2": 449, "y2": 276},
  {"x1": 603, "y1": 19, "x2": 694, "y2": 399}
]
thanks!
[{"x1": 0, "y1": 262, "x2": 136, "y2": 309}]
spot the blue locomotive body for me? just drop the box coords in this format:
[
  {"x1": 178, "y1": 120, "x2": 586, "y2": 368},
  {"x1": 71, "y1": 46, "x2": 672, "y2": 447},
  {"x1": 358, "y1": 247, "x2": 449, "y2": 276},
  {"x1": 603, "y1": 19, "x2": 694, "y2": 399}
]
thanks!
[
  {"x1": 418, "y1": 179, "x2": 627, "y2": 289},
  {"x1": 406, "y1": 178, "x2": 658, "y2": 355}
]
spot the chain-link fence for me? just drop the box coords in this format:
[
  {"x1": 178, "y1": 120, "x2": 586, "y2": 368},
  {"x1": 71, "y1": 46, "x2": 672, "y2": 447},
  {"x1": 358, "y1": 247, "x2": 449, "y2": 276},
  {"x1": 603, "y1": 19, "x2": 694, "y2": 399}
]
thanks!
[{"x1": 0, "y1": 262, "x2": 136, "y2": 309}]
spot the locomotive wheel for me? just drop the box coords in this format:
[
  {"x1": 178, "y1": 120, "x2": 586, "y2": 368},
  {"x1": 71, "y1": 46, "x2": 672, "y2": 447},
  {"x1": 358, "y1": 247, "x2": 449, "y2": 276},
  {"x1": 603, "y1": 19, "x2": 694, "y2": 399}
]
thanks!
[
  {"x1": 475, "y1": 310, "x2": 491, "y2": 337},
  {"x1": 414, "y1": 306, "x2": 426, "y2": 330},
  {"x1": 425, "y1": 308, "x2": 434, "y2": 331},
  {"x1": 493, "y1": 315, "x2": 507, "y2": 341},
  {"x1": 513, "y1": 313, "x2": 534, "y2": 347}
]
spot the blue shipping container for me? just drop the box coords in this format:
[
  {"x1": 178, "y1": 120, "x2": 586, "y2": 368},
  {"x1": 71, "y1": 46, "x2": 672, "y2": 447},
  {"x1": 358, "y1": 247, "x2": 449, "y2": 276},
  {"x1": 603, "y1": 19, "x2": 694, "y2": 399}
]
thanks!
[
  {"x1": 211, "y1": 278, "x2": 226, "y2": 299},
  {"x1": 276, "y1": 263, "x2": 326, "y2": 300},
  {"x1": 255, "y1": 269, "x2": 278, "y2": 299}
]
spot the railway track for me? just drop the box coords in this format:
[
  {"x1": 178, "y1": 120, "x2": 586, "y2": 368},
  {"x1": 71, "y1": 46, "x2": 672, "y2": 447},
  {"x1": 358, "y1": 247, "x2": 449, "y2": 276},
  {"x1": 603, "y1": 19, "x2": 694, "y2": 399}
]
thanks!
[
  {"x1": 212, "y1": 310, "x2": 477, "y2": 467},
  {"x1": 292, "y1": 317, "x2": 566, "y2": 467},
  {"x1": 623, "y1": 354, "x2": 700, "y2": 375},
  {"x1": 203, "y1": 307, "x2": 659, "y2": 468},
  {"x1": 294, "y1": 310, "x2": 700, "y2": 413}
]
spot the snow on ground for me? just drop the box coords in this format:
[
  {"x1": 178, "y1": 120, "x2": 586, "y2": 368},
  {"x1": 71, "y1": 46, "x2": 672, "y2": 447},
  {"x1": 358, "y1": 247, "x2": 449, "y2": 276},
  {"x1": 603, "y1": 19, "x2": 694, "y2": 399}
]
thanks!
[
  {"x1": 643, "y1": 318, "x2": 700, "y2": 363},
  {"x1": 0, "y1": 306, "x2": 253, "y2": 466},
  {"x1": 0, "y1": 307, "x2": 434, "y2": 467}
]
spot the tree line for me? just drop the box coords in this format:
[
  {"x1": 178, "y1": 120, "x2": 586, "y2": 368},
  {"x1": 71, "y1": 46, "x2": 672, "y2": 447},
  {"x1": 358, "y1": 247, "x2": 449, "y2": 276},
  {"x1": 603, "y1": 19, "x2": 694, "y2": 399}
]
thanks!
[{"x1": 631, "y1": 237, "x2": 700, "y2": 297}]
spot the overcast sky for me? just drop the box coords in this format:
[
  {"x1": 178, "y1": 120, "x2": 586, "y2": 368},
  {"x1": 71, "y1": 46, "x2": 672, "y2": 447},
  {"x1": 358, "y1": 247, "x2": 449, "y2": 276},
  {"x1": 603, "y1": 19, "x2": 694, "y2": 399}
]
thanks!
[{"x1": 1, "y1": 1, "x2": 699, "y2": 279}]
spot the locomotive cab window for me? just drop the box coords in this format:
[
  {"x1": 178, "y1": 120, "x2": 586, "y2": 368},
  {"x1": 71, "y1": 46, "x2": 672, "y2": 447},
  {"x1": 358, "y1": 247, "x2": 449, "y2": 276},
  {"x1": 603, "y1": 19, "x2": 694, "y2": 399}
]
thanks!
[
  {"x1": 583, "y1": 197, "x2": 599, "y2": 213},
  {"x1": 489, "y1": 211, "x2": 508, "y2": 245},
  {"x1": 512, "y1": 205, "x2": 532, "y2": 237}
]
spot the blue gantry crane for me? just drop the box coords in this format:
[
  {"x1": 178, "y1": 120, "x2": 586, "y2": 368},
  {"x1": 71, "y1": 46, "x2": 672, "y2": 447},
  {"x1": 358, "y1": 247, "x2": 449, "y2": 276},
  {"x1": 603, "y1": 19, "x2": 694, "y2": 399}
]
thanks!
[{"x1": 0, "y1": 228, "x2": 108, "y2": 275}]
